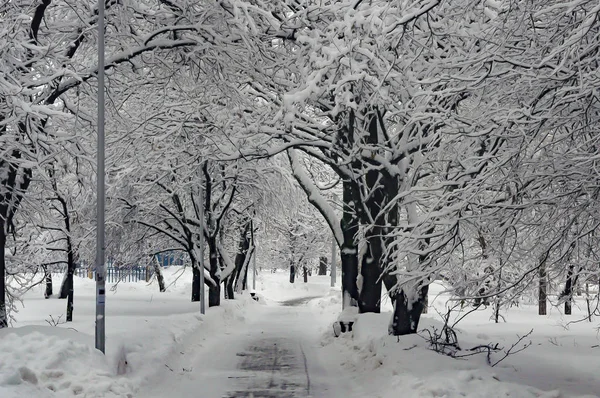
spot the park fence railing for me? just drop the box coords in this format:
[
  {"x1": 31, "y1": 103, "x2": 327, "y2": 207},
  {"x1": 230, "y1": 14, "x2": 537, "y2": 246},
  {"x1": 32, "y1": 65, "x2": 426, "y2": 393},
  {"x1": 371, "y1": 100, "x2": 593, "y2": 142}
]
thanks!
[{"x1": 70, "y1": 266, "x2": 155, "y2": 283}]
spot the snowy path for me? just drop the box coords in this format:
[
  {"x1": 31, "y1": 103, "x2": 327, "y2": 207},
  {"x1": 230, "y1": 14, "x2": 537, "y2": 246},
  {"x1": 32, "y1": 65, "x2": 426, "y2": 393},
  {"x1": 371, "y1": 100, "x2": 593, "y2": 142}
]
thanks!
[
  {"x1": 223, "y1": 336, "x2": 310, "y2": 397},
  {"x1": 137, "y1": 297, "x2": 357, "y2": 398}
]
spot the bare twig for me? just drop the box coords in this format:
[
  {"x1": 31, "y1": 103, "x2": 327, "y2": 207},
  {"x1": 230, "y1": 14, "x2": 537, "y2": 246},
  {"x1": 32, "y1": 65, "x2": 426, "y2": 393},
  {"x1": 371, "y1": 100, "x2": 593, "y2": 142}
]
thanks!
[
  {"x1": 45, "y1": 314, "x2": 65, "y2": 326},
  {"x1": 491, "y1": 329, "x2": 534, "y2": 367}
]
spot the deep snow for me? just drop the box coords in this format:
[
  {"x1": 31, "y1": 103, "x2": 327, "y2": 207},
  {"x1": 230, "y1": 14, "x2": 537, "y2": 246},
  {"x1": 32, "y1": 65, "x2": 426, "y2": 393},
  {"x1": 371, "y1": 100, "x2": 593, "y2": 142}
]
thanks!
[
  {"x1": 1, "y1": 267, "x2": 256, "y2": 398},
  {"x1": 312, "y1": 280, "x2": 600, "y2": 398},
  {"x1": 1, "y1": 268, "x2": 599, "y2": 398}
]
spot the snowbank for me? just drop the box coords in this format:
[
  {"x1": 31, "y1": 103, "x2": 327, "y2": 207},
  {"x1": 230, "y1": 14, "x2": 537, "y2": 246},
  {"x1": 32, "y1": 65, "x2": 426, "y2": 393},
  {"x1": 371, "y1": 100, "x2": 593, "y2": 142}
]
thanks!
[
  {"x1": 3, "y1": 267, "x2": 258, "y2": 398},
  {"x1": 314, "y1": 289, "x2": 600, "y2": 398},
  {"x1": 0, "y1": 327, "x2": 132, "y2": 398}
]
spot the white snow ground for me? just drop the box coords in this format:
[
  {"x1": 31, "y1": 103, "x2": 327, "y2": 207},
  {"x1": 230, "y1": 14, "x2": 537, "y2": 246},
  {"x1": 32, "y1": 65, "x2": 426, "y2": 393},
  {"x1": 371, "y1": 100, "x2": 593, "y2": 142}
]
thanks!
[{"x1": 1, "y1": 268, "x2": 599, "y2": 398}]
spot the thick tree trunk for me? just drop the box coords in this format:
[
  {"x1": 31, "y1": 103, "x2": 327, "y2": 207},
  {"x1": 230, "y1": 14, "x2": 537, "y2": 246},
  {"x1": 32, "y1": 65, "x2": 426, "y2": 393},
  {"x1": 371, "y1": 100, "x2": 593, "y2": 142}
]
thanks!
[
  {"x1": 223, "y1": 265, "x2": 235, "y2": 300},
  {"x1": 389, "y1": 285, "x2": 429, "y2": 336},
  {"x1": 358, "y1": 239, "x2": 382, "y2": 313},
  {"x1": 43, "y1": 265, "x2": 53, "y2": 298},
  {"x1": 207, "y1": 236, "x2": 220, "y2": 307},
  {"x1": 191, "y1": 256, "x2": 201, "y2": 302},
  {"x1": 0, "y1": 230, "x2": 7, "y2": 328},
  {"x1": 153, "y1": 257, "x2": 166, "y2": 292},
  {"x1": 340, "y1": 245, "x2": 358, "y2": 307},
  {"x1": 303, "y1": 265, "x2": 308, "y2": 283},
  {"x1": 59, "y1": 274, "x2": 69, "y2": 298},
  {"x1": 383, "y1": 241, "x2": 432, "y2": 335},
  {"x1": 340, "y1": 180, "x2": 359, "y2": 308},
  {"x1": 208, "y1": 281, "x2": 220, "y2": 305},
  {"x1": 224, "y1": 276, "x2": 235, "y2": 299},
  {"x1": 58, "y1": 250, "x2": 75, "y2": 320},
  {"x1": 0, "y1": 139, "x2": 33, "y2": 328},
  {"x1": 538, "y1": 256, "x2": 547, "y2": 315},
  {"x1": 289, "y1": 264, "x2": 295, "y2": 283},
  {"x1": 231, "y1": 222, "x2": 251, "y2": 297},
  {"x1": 357, "y1": 111, "x2": 390, "y2": 314},
  {"x1": 235, "y1": 247, "x2": 253, "y2": 294}
]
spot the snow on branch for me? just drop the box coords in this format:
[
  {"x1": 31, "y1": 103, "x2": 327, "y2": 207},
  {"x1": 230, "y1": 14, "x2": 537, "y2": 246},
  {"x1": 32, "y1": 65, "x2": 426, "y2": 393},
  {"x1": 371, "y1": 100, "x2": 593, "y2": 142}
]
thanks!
[
  {"x1": 49, "y1": 38, "x2": 199, "y2": 104},
  {"x1": 286, "y1": 148, "x2": 343, "y2": 246}
]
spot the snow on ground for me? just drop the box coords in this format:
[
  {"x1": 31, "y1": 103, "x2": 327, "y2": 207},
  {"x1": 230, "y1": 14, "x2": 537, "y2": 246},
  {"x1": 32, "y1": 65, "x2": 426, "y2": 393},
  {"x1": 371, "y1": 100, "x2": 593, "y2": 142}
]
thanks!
[
  {"x1": 1, "y1": 267, "x2": 257, "y2": 398},
  {"x1": 255, "y1": 269, "x2": 335, "y2": 304},
  {"x1": 313, "y1": 280, "x2": 600, "y2": 398},
  {"x1": 2, "y1": 268, "x2": 600, "y2": 398}
]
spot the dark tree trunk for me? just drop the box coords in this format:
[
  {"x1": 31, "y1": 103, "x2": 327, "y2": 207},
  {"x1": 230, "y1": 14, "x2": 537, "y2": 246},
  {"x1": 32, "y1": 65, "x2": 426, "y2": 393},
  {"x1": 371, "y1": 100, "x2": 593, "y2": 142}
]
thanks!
[
  {"x1": 58, "y1": 242, "x2": 75, "y2": 322},
  {"x1": 289, "y1": 264, "x2": 295, "y2": 283},
  {"x1": 242, "y1": 221, "x2": 256, "y2": 292},
  {"x1": 221, "y1": 255, "x2": 233, "y2": 300},
  {"x1": 383, "y1": 234, "x2": 432, "y2": 335},
  {"x1": 335, "y1": 110, "x2": 365, "y2": 310},
  {"x1": 303, "y1": 265, "x2": 308, "y2": 283},
  {"x1": 242, "y1": 256, "x2": 249, "y2": 291},
  {"x1": 43, "y1": 265, "x2": 53, "y2": 298},
  {"x1": 65, "y1": 244, "x2": 75, "y2": 321},
  {"x1": 200, "y1": 161, "x2": 237, "y2": 302},
  {"x1": 493, "y1": 266, "x2": 502, "y2": 323},
  {"x1": 208, "y1": 281, "x2": 220, "y2": 306},
  {"x1": 0, "y1": 230, "x2": 7, "y2": 328},
  {"x1": 358, "y1": 239, "x2": 382, "y2": 313},
  {"x1": 191, "y1": 257, "x2": 201, "y2": 302},
  {"x1": 389, "y1": 285, "x2": 429, "y2": 336},
  {"x1": 153, "y1": 257, "x2": 166, "y2": 292},
  {"x1": 224, "y1": 276, "x2": 235, "y2": 299},
  {"x1": 538, "y1": 256, "x2": 547, "y2": 315},
  {"x1": 380, "y1": 152, "x2": 402, "y2": 315},
  {"x1": 358, "y1": 110, "x2": 388, "y2": 313},
  {"x1": 564, "y1": 264, "x2": 574, "y2": 315},
  {"x1": 340, "y1": 180, "x2": 359, "y2": 308},
  {"x1": 474, "y1": 233, "x2": 491, "y2": 306},
  {"x1": 59, "y1": 274, "x2": 69, "y2": 298},
  {"x1": 318, "y1": 256, "x2": 327, "y2": 275},
  {"x1": 54, "y1": 194, "x2": 75, "y2": 321},
  {"x1": 230, "y1": 221, "x2": 251, "y2": 297},
  {"x1": 207, "y1": 236, "x2": 220, "y2": 307},
  {"x1": 0, "y1": 122, "x2": 33, "y2": 328},
  {"x1": 219, "y1": 235, "x2": 231, "y2": 300}
]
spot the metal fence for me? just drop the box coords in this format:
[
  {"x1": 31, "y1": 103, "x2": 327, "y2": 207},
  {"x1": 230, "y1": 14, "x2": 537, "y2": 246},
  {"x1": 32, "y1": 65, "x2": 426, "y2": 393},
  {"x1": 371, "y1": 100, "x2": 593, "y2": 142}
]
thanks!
[{"x1": 74, "y1": 266, "x2": 154, "y2": 283}]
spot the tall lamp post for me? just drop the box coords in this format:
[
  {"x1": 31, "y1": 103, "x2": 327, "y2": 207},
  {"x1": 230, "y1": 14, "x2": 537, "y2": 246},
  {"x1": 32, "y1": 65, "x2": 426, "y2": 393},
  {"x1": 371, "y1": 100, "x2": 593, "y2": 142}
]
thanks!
[
  {"x1": 198, "y1": 177, "x2": 206, "y2": 315},
  {"x1": 252, "y1": 240, "x2": 257, "y2": 291},
  {"x1": 330, "y1": 194, "x2": 337, "y2": 288},
  {"x1": 95, "y1": 0, "x2": 106, "y2": 354}
]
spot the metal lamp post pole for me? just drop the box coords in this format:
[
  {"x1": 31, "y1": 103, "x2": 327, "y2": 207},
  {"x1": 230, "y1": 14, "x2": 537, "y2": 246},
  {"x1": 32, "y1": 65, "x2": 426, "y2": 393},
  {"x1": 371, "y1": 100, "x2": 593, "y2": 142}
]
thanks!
[
  {"x1": 198, "y1": 178, "x2": 206, "y2": 315},
  {"x1": 95, "y1": 0, "x2": 106, "y2": 354},
  {"x1": 252, "y1": 240, "x2": 257, "y2": 291},
  {"x1": 330, "y1": 194, "x2": 337, "y2": 288}
]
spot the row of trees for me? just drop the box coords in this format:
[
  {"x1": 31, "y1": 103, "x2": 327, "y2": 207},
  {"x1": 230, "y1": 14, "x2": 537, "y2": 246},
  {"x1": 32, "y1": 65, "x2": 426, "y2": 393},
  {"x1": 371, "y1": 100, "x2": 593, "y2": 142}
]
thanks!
[
  {"x1": 233, "y1": 0, "x2": 600, "y2": 332},
  {"x1": 2, "y1": 0, "x2": 600, "y2": 333}
]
